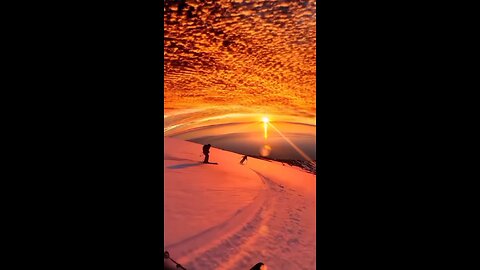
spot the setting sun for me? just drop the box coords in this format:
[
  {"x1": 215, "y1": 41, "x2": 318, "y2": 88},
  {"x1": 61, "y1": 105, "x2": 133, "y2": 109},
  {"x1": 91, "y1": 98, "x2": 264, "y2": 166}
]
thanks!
[{"x1": 263, "y1": 117, "x2": 269, "y2": 140}]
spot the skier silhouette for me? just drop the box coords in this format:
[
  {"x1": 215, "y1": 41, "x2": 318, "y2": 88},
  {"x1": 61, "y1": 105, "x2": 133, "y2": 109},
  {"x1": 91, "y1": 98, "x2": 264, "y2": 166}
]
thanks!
[
  {"x1": 240, "y1": 155, "x2": 248, "y2": 165},
  {"x1": 202, "y1": 144, "x2": 211, "y2": 163}
]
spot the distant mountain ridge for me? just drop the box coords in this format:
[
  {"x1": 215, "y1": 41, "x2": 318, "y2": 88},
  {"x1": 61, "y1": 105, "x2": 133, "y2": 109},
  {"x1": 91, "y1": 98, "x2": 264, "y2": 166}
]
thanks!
[{"x1": 249, "y1": 155, "x2": 316, "y2": 175}]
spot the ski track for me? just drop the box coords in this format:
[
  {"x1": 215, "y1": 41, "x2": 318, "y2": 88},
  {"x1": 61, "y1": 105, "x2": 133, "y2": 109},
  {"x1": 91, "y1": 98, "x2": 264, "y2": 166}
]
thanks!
[{"x1": 169, "y1": 167, "x2": 315, "y2": 270}]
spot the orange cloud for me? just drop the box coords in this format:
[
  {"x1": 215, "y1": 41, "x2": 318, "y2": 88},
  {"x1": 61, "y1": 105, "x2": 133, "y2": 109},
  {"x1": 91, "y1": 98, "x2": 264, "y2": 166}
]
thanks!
[{"x1": 164, "y1": 0, "x2": 316, "y2": 118}]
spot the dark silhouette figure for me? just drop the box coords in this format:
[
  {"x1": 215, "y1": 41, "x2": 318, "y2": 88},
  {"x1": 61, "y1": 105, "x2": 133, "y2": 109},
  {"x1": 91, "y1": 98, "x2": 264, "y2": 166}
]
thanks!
[
  {"x1": 250, "y1": 262, "x2": 266, "y2": 270},
  {"x1": 202, "y1": 144, "x2": 211, "y2": 163},
  {"x1": 240, "y1": 155, "x2": 248, "y2": 165}
]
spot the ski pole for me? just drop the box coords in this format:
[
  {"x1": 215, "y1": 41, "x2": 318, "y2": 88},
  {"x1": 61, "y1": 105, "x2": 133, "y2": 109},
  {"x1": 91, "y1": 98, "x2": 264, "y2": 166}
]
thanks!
[{"x1": 164, "y1": 251, "x2": 186, "y2": 270}]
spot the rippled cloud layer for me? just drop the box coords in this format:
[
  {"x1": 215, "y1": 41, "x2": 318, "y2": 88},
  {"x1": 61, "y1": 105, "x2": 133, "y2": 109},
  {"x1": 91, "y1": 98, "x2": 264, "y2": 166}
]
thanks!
[{"x1": 164, "y1": 0, "x2": 316, "y2": 117}]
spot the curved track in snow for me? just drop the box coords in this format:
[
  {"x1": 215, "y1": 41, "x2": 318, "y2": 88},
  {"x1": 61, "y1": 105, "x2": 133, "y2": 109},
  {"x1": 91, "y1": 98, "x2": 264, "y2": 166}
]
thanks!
[{"x1": 169, "y1": 168, "x2": 316, "y2": 270}]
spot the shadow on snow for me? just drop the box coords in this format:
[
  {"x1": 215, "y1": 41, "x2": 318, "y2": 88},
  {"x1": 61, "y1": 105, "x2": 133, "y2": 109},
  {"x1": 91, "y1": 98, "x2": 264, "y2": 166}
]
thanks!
[{"x1": 167, "y1": 163, "x2": 203, "y2": 169}]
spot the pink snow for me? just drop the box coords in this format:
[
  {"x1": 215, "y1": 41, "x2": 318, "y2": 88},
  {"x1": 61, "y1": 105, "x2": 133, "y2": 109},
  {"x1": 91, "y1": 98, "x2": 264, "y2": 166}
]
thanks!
[{"x1": 164, "y1": 137, "x2": 316, "y2": 269}]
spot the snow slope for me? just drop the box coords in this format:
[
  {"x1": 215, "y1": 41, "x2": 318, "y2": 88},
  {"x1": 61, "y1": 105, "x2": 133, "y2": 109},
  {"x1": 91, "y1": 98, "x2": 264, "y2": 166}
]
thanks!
[{"x1": 164, "y1": 137, "x2": 316, "y2": 269}]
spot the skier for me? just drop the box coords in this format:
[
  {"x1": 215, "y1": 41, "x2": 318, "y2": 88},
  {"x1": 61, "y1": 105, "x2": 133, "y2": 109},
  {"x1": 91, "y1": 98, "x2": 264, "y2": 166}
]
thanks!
[
  {"x1": 202, "y1": 144, "x2": 211, "y2": 163},
  {"x1": 240, "y1": 155, "x2": 248, "y2": 165}
]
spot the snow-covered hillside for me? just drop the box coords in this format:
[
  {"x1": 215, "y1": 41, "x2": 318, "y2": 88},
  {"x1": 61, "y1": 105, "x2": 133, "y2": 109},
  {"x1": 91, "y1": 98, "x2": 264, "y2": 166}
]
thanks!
[{"x1": 164, "y1": 137, "x2": 316, "y2": 270}]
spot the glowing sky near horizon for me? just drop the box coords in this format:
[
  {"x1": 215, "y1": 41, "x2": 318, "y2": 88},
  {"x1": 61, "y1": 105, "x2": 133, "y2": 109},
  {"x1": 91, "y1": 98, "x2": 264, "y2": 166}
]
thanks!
[{"x1": 164, "y1": 0, "x2": 316, "y2": 160}]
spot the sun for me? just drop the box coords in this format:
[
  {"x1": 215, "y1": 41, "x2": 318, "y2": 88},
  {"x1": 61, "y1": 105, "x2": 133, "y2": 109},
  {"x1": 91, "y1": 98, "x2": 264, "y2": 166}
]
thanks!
[{"x1": 262, "y1": 117, "x2": 269, "y2": 123}]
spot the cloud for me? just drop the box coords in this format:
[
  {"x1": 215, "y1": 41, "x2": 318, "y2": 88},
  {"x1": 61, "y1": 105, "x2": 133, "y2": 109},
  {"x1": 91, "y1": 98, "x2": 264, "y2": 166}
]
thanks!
[{"x1": 164, "y1": 0, "x2": 316, "y2": 118}]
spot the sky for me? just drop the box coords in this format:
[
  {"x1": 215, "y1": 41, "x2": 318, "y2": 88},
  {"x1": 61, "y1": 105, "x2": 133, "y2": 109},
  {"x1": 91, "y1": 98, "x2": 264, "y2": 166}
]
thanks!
[{"x1": 164, "y1": 0, "x2": 316, "y2": 160}]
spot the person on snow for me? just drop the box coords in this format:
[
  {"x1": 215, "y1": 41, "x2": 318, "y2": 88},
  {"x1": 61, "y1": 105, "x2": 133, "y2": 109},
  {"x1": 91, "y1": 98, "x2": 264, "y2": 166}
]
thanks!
[
  {"x1": 240, "y1": 155, "x2": 248, "y2": 165},
  {"x1": 202, "y1": 144, "x2": 211, "y2": 163}
]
